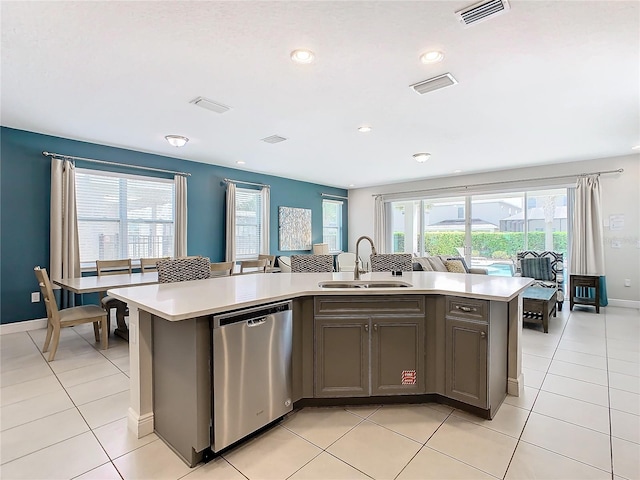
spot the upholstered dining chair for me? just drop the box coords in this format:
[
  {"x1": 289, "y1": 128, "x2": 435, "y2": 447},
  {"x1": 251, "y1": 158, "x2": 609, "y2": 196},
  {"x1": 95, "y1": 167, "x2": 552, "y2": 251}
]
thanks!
[
  {"x1": 291, "y1": 254, "x2": 334, "y2": 272},
  {"x1": 96, "y1": 259, "x2": 132, "y2": 332},
  {"x1": 277, "y1": 256, "x2": 292, "y2": 273},
  {"x1": 336, "y1": 252, "x2": 357, "y2": 272},
  {"x1": 370, "y1": 253, "x2": 413, "y2": 272},
  {"x1": 34, "y1": 266, "x2": 108, "y2": 361},
  {"x1": 157, "y1": 256, "x2": 212, "y2": 283},
  {"x1": 239, "y1": 259, "x2": 268, "y2": 274},
  {"x1": 139, "y1": 257, "x2": 168, "y2": 273},
  {"x1": 210, "y1": 261, "x2": 234, "y2": 277}
]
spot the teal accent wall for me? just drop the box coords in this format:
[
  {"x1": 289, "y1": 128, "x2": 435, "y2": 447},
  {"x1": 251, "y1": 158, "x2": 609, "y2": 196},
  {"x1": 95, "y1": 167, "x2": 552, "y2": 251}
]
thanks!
[{"x1": 0, "y1": 127, "x2": 348, "y2": 324}]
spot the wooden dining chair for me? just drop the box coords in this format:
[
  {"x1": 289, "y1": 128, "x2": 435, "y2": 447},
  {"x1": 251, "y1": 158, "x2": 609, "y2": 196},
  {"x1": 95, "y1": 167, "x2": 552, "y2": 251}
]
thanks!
[
  {"x1": 210, "y1": 261, "x2": 234, "y2": 277},
  {"x1": 96, "y1": 259, "x2": 132, "y2": 333},
  {"x1": 140, "y1": 257, "x2": 168, "y2": 273},
  {"x1": 258, "y1": 254, "x2": 276, "y2": 268},
  {"x1": 239, "y1": 259, "x2": 268, "y2": 274},
  {"x1": 34, "y1": 266, "x2": 108, "y2": 361}
]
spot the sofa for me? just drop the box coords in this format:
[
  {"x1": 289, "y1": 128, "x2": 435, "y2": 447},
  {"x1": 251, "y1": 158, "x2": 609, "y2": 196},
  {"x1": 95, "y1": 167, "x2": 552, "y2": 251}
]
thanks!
[{"x1": 412, "y1": 255, "x2": 488, "y2": 275}]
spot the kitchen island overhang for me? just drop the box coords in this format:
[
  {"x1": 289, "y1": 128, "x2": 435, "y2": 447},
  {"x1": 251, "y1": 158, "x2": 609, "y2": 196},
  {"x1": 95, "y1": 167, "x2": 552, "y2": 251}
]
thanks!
[{"x1": 108, "y1": 271, "x2": 532, "y2": 464}]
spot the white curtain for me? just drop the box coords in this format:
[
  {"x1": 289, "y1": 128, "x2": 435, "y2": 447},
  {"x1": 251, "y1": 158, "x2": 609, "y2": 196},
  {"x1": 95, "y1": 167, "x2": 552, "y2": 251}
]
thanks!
[
  {"x1": 174, "y1": 175, "x2": 188, "y2": 257},
  {"x1": 260, "y1": 186, "x2": 270, "y2": 254},
  {"x1": 50, "y1": 158, "x2": 80, "y2": 306},
  {"x1": 373, "y1": 195, "x2": 387, "y2": 253},
  {"x1": 570, "y1": 175, "x2": 607, "y2": 304},
  {"x1": 225, "y1": 182, "x2": 236, "y2": 262}
]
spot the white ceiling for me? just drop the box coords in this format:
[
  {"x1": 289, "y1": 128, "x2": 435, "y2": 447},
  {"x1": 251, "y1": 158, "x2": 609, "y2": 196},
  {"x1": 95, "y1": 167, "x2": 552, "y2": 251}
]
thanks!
[{"x1": 2, "y1": 1, "x2": 638, "y2": 189}]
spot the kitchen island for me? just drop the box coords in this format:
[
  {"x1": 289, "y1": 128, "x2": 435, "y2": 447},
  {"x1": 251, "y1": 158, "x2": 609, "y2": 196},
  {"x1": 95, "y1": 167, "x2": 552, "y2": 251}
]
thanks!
[{"x1": 109, "y1": 271, "x2": 531, "y2": 465}]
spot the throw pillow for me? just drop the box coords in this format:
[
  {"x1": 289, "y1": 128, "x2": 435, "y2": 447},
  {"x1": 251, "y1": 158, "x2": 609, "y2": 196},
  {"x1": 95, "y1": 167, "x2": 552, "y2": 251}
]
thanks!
[
  {"x1": 414, "y1": 257, "x2": 434, "y2": 271},
  {"x1": 445, "y1": 256, "x2": 470, "y2": 273},
  {"x1": 427, "y1": 256, "x2": 448, "y2": 272},
  {"x1": 521, "y1": 257, "x2": 553, "y2": 281},
  {"x1": 444, "y1": 259, "x2": 467, "y2": 273}
]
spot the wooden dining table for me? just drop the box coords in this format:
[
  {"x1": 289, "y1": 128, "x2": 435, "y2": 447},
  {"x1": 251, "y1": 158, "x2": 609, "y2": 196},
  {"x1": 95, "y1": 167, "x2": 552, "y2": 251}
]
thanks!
[{"x1": 53, "y1": 272, "x2": 159, "y2": 341}]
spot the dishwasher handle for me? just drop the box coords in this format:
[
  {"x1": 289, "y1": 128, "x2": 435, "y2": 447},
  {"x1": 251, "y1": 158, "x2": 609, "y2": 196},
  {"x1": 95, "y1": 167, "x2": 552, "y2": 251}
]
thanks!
[
  {"x1": 214, "y1": 300, "x2": 292, "y2": 328},
  {"x1": 247, "y1": 317, "x2": 267, "y2": 327}
]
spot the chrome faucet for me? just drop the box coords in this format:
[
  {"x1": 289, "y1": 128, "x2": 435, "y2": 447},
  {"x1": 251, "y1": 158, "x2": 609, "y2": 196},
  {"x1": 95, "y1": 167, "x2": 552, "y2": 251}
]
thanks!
[{"x1": 354, "y1": 236, "x2": 377, "y2": 280}]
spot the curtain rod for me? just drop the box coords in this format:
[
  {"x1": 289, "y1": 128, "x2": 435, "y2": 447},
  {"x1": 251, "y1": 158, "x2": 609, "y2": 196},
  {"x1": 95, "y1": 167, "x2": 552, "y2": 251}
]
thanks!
[
  {"x1": 372, "y1": 168, "x2": 624, "y2": 197},
  {"x1": 42, "y1": 151, "x2": 191, "y2": 176},
  {"x1": 224, "y1": 178, "x2": 270, "y2": 188},
  {"x1": 321, "y1": 193, "x2": 348, "y2": 200}
]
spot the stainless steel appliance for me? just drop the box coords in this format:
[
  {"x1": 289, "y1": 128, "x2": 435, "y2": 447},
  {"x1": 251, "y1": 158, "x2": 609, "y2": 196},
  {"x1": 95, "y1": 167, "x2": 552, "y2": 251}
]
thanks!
[{"x1": 212, "y1": 301, "x2": 293, "y2": 451}]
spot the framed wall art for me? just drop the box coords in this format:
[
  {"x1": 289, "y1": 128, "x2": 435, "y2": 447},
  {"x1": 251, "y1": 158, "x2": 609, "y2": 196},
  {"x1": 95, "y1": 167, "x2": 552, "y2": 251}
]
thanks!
[{"x1": 279, "y1": 206, "x2": 312, "y2": 251}]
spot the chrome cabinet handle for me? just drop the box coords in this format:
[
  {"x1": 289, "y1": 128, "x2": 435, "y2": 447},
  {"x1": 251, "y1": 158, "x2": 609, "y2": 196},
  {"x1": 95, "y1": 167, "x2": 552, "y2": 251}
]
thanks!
[
  {"x1": 364, "y1": 324, "x2": 369, "y2": 332},
  {"x1": 480, "y1": 331, "x2": 487, "y2": 339},
  {"x1": 456, "y1": 305, "x2": 477, "y2": 313},
  {"x1": 373, "y1": 323, "x2": 378, "y2": 331}
]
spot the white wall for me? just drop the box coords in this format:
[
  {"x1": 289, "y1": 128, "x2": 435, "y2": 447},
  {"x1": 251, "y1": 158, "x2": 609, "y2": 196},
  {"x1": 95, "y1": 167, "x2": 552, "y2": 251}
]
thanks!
[{"x1": 348, "y1": 154, "x2": 640, "y2": 305}]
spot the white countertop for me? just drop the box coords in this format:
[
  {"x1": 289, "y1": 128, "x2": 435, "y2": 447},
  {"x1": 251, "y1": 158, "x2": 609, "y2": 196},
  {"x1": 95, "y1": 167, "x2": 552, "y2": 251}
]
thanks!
[{"x1": 108, "y1": 271, "x2": 532, "y2": 321}]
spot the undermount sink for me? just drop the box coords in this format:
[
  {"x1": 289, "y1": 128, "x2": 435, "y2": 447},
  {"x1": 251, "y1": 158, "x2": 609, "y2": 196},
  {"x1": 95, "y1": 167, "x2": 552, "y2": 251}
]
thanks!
[{"x1": 318, "y1": 280, "x2": 413, "y2": 289}]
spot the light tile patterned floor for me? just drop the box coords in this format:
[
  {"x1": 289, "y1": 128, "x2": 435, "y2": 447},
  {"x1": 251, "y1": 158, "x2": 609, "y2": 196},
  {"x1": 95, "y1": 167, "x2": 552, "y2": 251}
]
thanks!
[{"x1": 1, "y1": 305, "x2": 638, "y2": 479}]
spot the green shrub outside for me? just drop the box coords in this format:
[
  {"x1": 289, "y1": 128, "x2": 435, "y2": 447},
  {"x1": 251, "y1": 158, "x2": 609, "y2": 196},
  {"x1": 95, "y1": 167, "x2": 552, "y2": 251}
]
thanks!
[{"x1": 393, "y1": 231, "x2": 567, "y2": 257}]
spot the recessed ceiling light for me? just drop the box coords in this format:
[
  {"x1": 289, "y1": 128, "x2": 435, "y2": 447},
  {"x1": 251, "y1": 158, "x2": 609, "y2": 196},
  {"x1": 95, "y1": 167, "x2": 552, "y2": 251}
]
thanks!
[
  {"x1": 420, "y1": 50, "x2": 444, "y2": 64},
  {"x1": 453, "y1": 169, "x2": 463, "y2": 173},
  {"x1": 413, "y1": 153, "x2": 431, "y2": 163},
  {"x1": 358, "y1": 126, "x2": 372, "y2": 133},
  {"x1": 632, "y1": 145, "x2": 640, "y2": 150},
  {"x1": 348, "y1": 184, "x2": 355, "y2": 187},
  {"x1": 236, "y1": 160, "x2": 246, "y2": 165},
  {"x1": 165, "y1": 135, "x2": 189, "y2": 147},
  {"x1": 290, "y1": 49, "x2": 315, "y2": 64}
]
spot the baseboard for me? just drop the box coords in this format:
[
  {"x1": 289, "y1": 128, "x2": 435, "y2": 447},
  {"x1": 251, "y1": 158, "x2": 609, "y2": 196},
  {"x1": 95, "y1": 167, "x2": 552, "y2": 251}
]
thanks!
[
  {"x1": 128, "y1": 408, "x2": 154, "y2": 439},
  {"x1": 607, "y1": 298, "x2": 640, "y2": 309},
  {"x1": 0, "y1": 318, "x2": 47, "y2": 335}
]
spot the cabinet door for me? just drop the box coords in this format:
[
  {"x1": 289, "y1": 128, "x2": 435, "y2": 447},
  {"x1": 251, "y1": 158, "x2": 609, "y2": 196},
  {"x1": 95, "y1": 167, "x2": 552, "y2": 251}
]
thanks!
[
  {"x1": 371, "y1": 317, "x2": 425, "y2": 396},
  {"x1": 445, "y1": 318, "x2": 488, "y2": 408},
  {"x1": 314, "y1": 317, "x2": 369, "y2": 397}
]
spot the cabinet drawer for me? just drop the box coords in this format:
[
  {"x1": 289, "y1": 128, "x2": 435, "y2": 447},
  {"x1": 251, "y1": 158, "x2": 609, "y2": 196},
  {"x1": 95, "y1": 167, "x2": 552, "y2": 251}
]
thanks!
[
  {"x1": 446, "y1": 297, "x2": 488, "y2": 322},
  {"x1": 315, "y1": 296, "x2": 425, "y2": 316}
]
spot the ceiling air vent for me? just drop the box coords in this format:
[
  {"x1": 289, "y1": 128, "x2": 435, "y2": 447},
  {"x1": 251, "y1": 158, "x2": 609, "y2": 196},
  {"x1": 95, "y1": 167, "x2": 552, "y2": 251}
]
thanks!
[
  {"x1": 190, "y1": 96, "x2": 231, "y2": 114},
  {"x1": 455, "y1": 0, "x2": 510, "y2": 26},
  {"x1": 261, "y1": 135, "x2": 287, "y2": 144},
  {"x1": 410, "y1": 73, "x2": 458, "y2": 95}
]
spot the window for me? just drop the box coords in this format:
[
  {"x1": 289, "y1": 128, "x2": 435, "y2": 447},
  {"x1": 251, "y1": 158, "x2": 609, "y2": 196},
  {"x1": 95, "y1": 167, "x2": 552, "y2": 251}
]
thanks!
[
  {"x1": 235, "y1": 188, "x2": 263, "y2": 260},
  {"x1": 322, "y1": 200, "x2": 343, "y2": 252},
  {"x1": 76, "y1": 169, "x2": 175, "y2": 266}
]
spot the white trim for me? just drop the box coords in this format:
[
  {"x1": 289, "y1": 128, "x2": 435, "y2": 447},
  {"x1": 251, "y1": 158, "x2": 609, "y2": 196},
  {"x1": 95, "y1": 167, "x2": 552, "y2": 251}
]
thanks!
[
  {"x1": 128, "y1": 408, "x2": 155, "y2": 439},
  {"x1": 607, "y1": 298, "x2": 640, "y2": 309},
  {"x1": 0, "y1": 318, "x2": 47, "y2": 335}
]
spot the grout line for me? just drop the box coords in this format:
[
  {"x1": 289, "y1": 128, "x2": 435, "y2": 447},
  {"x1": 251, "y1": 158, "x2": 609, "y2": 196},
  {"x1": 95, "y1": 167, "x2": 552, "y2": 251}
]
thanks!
[{"x1": 604, "y1": 310, "x2": 615, "y2": 479}]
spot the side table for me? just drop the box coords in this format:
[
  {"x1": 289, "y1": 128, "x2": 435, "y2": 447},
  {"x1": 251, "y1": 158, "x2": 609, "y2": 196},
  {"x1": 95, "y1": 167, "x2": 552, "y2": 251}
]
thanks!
[
  {"x1": 522, "y1": 286, "x2": 557, "y2": 333},
  {"x1": 569, "y1": 274, "x2": 600, "y2": 313}
]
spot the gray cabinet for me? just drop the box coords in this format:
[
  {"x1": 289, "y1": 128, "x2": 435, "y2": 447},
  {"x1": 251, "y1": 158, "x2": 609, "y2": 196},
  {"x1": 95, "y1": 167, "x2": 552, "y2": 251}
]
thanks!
[
  {"x1": 445, "y1": 297, "x2": 489, "y2": 409},
  {"x1": 371, "y1": 317, "x2": 425, "y2": 395},
  {"x1": 314, "y1": 317, "x2": 369, "y2": 397},
  {"x1": 314, "y1": 296, "x2": 426, "y2": 398}
]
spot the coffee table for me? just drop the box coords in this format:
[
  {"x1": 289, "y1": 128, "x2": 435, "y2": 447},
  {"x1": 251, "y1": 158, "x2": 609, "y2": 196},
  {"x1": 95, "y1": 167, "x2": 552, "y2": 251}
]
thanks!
[{"x1": 522, "y1": 286, "x2": 557, "y2": 333}]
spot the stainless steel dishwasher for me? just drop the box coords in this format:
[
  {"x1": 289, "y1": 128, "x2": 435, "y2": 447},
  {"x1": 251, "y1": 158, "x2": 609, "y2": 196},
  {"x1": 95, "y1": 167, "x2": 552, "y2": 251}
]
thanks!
[{"x1": 212, "y1": 300, "x2": 293, "y2": 451}]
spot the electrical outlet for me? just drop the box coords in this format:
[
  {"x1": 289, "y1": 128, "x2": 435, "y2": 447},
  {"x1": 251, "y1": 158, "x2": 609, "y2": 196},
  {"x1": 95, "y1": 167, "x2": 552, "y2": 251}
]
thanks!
[
  {"x1": 624, "y1": 279, "x2": 631, "y2": 287},
  {"x1": 611, "y1": 240, "x2": 621, "y2": 249},
  {"x1": 31, "y1": 292, "x2": 40, "y2": 303}
]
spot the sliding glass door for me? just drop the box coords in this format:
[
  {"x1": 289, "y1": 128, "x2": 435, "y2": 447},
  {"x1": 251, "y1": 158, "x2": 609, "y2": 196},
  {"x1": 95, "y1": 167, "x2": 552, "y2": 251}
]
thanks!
[{"x1": 385, "y1": 187, "x2": 569, "y2": 276}]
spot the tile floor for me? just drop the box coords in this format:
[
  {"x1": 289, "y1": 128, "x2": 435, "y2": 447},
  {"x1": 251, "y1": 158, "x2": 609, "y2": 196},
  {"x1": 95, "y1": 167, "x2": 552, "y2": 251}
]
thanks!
[{"x1": 1, "y1": 305, "x2": 638, "y2": 479}]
